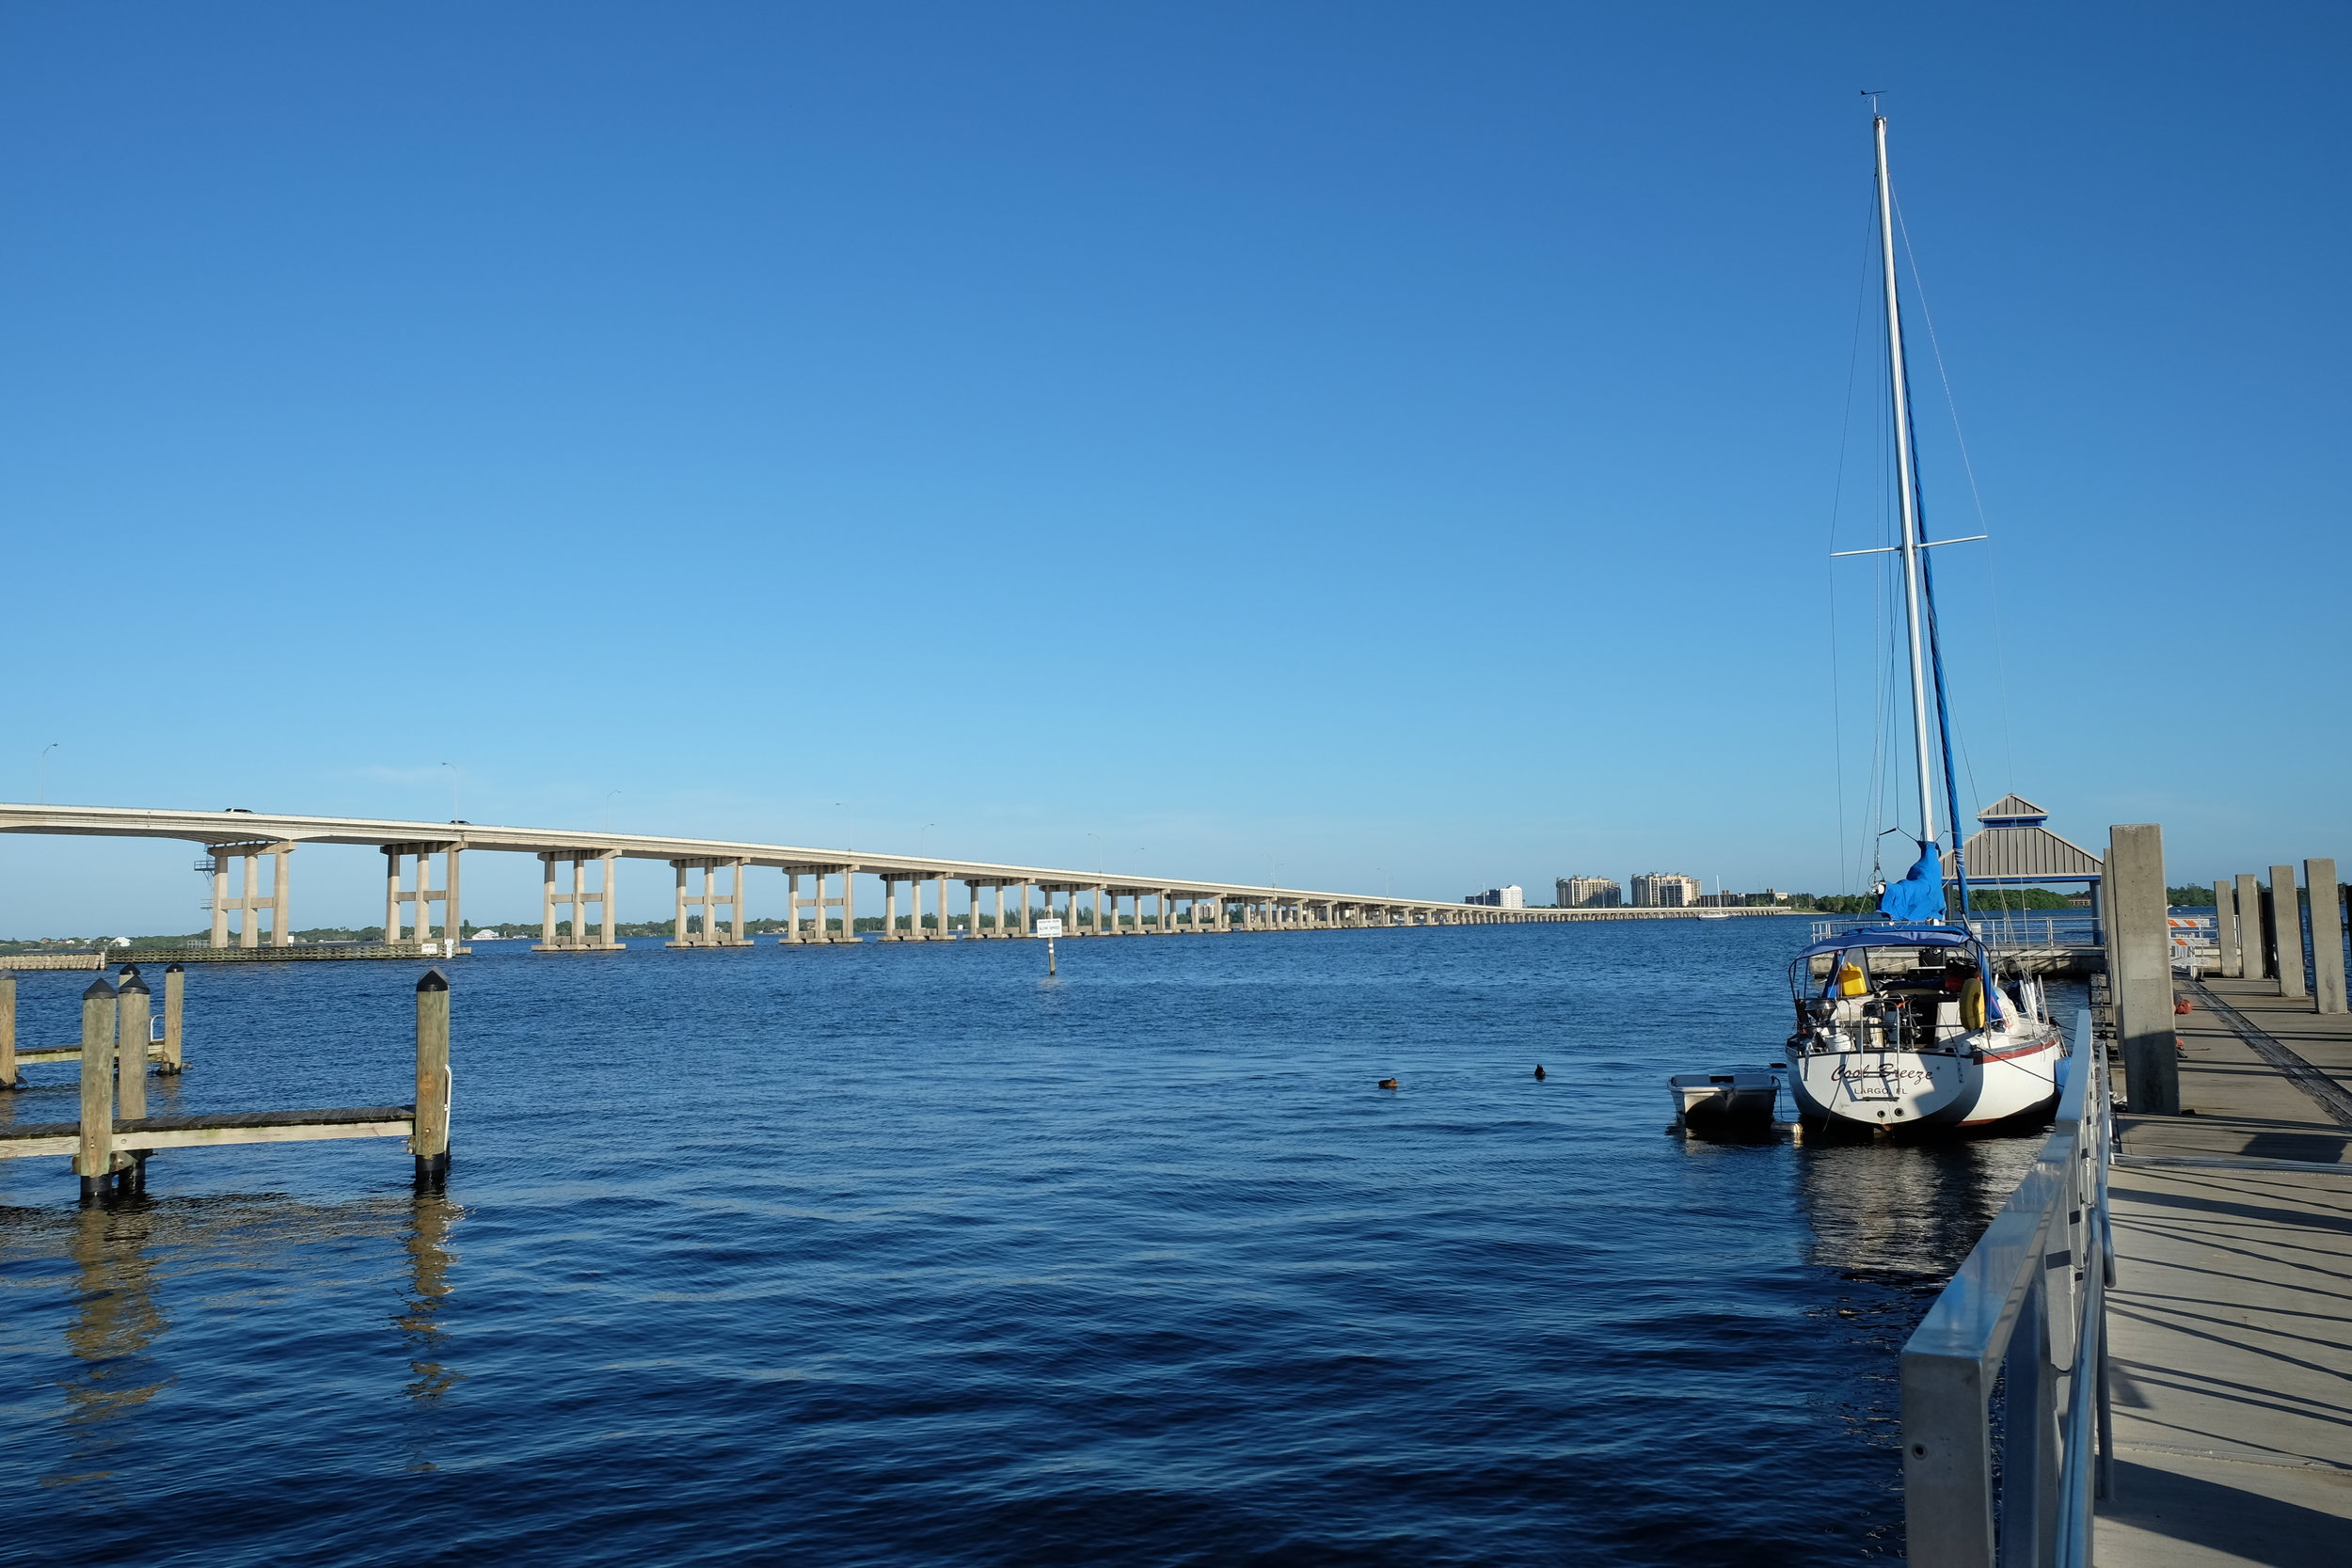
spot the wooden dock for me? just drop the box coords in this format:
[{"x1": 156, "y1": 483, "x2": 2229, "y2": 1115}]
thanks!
[
  {"x1": 2096, "y1": 973, "x2": 2352, "y2": 1564},
  {"x1": 0, "y1": 1106, "x2": 418, "y2": 1160},
  {"x1": 0, "y1": 969, "x2": 451, "y2": 1198}
]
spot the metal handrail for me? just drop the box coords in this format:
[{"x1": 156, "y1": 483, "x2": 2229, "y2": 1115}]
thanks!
[{"x1": 1901, "y1": 1009, "x2": 2109, "y2": 1567}]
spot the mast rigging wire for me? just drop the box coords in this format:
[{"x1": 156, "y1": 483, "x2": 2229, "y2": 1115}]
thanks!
[{"x1": 1894, "y1": 195, "x2": 2021, "y2": 797}]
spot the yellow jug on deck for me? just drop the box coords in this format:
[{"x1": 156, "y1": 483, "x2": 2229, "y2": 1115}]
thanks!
[{"x1": 1835, "y1": 963, "x2": 1867, "y2": 998}]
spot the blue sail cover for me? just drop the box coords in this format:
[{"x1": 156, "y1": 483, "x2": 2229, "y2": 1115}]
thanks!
[{"x1": 1878, "y1": 839, "x2": 1947, "y2": 923}]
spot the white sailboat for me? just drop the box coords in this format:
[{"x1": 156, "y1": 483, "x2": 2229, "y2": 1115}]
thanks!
[{"x1": 1781, "y1": 115, "x2": 2065, "y2": 1134}]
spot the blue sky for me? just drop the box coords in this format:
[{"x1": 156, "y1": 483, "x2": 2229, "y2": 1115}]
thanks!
[{"x1": 2, "y1": 2, "x2": 2344, "y2": 932}]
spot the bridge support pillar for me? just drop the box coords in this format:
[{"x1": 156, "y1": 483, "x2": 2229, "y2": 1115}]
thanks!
[
  {"x1": 670, "y1": 858, "x2": 751, "y2": 947},
  {"x1": 384, "y1": 843, "x2": 461, "y2": 949},
  {"x1": 783, "y1": 867, "x2": 854, "y2": 942},
  {"x1": 535, "y1": 850, "x2": 622, "y2": 951},
  {"x1": 207, "y1": 841, "x2": 294, "y2": 948}
]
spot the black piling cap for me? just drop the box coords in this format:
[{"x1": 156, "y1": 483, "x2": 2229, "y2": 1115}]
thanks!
[
  {"x1": 119, "y1": 962, "x2": 141, "y2": 979},
  {"x1": 82, "y1": 976, "x2": 118, "y2": 1001},
  {"x1": 417, "y1": 967, "x2": 450, "y2": 993},
  {"x1": 166, "y1": 962, "x2": 184, "y2": 974},
  {"x1": 119, "y1": 974, "x2": 151, "y2": 996}
]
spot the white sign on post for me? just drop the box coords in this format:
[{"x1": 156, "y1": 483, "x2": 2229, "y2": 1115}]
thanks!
[{"x1": 1034, "y1": 918, "x2": 1064, "y2": 939}]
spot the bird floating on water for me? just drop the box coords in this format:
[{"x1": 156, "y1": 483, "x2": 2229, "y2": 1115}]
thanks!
[
  {"x1": 1376, "y1": 1077, "x2": 1399, "y2": 1090},
  {"x1": 1533, "y1": 1065, "x2": 1547, "y2": 1080}
]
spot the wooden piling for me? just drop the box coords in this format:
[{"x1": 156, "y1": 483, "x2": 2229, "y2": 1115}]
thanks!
[
  {"x1": 0, "y1": 971, "x2": 15, "y2": 1088},
  {"x1": 75, "y1": 978, "x2": 118, "y2": 1202},
  {"x1": 117, "y1": 974, "x2": 151, "y2": 1122},
  {"x1": 162, "y1": 962, "x2": 185, "y2": 1072},
  {"x1": 413, "y1": 968, "x2": 451, "y2": 1190},
  {"x1": 116, "y1": 974, "x2": 152, "y2": 1191}
]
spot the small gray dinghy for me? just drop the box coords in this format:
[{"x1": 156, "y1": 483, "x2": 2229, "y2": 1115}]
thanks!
[{"x1": 1669, "y1": 1068, "x2": 1779, "y2": 1133}]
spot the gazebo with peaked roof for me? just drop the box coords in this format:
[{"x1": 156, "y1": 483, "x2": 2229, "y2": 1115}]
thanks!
[{"x1": 1942, "y1": 793, "x2": 2105, "y2": 896}]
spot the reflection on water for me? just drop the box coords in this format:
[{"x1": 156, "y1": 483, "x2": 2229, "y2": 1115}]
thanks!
[
  {"x1": 44, "y1": 1204, "x2": 172, "y2": 1491},
  {"x1": 10, "y1": 1192, "x2": 465, "y2": 1489},
  {"x1": 1795, "y1": 1133, "x2": 2046, "y2": 1284},
  {"x1": 398, "y1": 1196, "x2": 465, "y2": 1413}
]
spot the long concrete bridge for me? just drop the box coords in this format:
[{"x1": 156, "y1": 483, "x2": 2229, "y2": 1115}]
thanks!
[{"x1": 0, "y1": 802, "x2": 1785, "y2": 952}]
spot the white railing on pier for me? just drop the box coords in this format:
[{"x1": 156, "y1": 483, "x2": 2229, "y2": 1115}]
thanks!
[
  {"x1": 1900, "y1": 1009, "x2": 2110, "y2": 1568},
  {"x1": 1805, "y1": 914, "x2": 2106, "y2": 951}
]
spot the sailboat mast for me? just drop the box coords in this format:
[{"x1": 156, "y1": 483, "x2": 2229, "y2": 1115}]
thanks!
[{"x1": 1873, "y1": 114, "x2": 1937, "y2": 849}]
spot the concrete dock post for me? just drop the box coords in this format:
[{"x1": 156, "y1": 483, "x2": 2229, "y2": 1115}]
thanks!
[
  {"x1": 162, "y1": 962, "x2": 184, "y2": 1072},
  {"x1": 2270, "y1": 863, "x2": 2308, "y2": 1000},
  {"x1": 2108, "y1": 824, "x2": 2180, "y2": 1116},
  {"x1": 2214, "y1": 878, "x2": 2240, "y2": 976},
  {"x1": 413, "y1": 968, "x2": 451, "y2": 1190},
  {"x1": 75, "y1": 978, "x2": 119, "y2": 1203},
  {"x1": 2307, "y1": 858, "x2": 2345, "y2": 1014},
  {"x1": 0, "y1": 970, "x2": 14, "y2": 1088},
  {"x1": 2237, "y1": 873, "x2": 2267, "y2": 979}
]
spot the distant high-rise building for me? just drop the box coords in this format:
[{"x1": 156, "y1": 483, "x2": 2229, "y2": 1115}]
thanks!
[
  {"x1": 1630, "y1": 872, "x2": 1701, "y2": 908},
  {"x1": 1464, "y1": 885, "x2": 1525, "y2": 909},
  {"x1": 1556, "y1": 877, "x2": 1623, "y2": 909}
]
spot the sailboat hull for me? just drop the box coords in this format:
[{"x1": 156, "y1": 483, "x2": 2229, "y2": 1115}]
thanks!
[{"x1": 1788, "y1": 1026, "x2": 2063, "y2": 1132}]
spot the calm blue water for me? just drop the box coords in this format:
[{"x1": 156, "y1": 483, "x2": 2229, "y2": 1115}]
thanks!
[{"x1": 0, "y1": 922, "x2": 2046, "y2": 1565}]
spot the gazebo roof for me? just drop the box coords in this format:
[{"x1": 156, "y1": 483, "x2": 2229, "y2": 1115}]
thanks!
[
  {"x1": 1979, "y1": 793, "x2": 2049, "y2": 825},
  {"x1": 1945, "y1": 796, "x2": 2103, "y2": 885}
]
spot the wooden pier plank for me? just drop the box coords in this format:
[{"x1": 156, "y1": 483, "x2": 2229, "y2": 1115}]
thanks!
[
  {"x1": 2097, "y1": 975, "x2": 2352, "y2": 1565},
  {"x1": 0, "y1": 1105, "x2": 415, "y2": 1161},
  {"x1": 15, "y1": 1042, "x2": 171, "y2": 1067}
]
